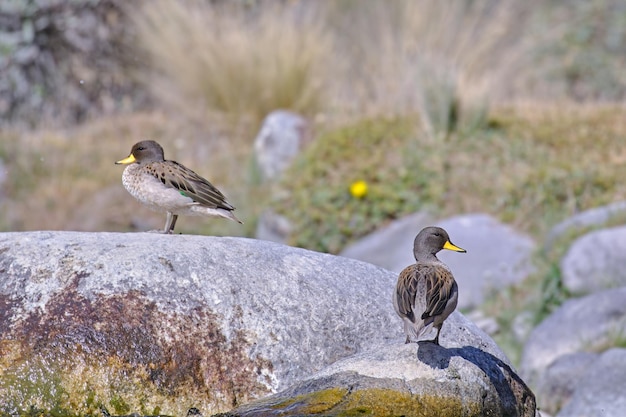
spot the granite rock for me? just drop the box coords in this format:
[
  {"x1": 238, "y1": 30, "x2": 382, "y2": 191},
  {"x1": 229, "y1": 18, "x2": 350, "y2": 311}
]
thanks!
[
  {"x1": 0, "y1": 231, "x2": 401, "y2": 415},
  {"x1": 218, "y1": 313, "x2": 536, "y2": 417}
]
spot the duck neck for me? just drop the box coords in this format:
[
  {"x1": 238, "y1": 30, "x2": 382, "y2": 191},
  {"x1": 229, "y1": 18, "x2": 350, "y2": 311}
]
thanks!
[{"x1": 414, "y1": 251, "x2": 439, "y2": 263}]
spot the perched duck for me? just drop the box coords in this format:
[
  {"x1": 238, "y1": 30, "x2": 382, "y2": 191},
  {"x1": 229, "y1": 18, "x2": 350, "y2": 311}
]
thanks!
[
  {"x1": 393, "y1": 226, "x2": 466, "y2": 345},
  {"x1": 115, "y1": 140, "x2": 242, "y2": 233}
]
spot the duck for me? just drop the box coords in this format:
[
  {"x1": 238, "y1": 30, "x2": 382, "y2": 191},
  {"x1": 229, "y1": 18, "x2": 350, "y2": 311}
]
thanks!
[
  {"x1": 393, "y1": 226, "x2": 466, "y2": 345},
  {"x1": 115, "y1": 140, "x2": 242, "y2": 233}
]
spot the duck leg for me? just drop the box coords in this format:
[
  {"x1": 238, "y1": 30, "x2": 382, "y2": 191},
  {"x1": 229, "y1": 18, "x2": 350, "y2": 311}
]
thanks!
[
  {"x1": 168, "y1": 214, "x2": 179, "y2": 233},
  {"x1": 162, "y1": 212, "x2": 178, "y2": 234},
  {"x1": 428, "y1": 324, "x2": 442, "y2": 345}
]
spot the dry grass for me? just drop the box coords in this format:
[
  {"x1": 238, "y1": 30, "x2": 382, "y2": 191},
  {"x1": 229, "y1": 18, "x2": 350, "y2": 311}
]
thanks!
[
  {"x1": 129, "y1": 0, "x2": 542, "y2": 133},
  {"x1": 131, "y1": 0, "x2": 331, "y2": 125},
  {"x1": 320, "y1": 0, "x2": 538, "y2": 136}
]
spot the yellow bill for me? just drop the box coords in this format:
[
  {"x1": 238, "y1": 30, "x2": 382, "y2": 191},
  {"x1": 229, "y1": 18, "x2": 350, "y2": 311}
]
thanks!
[
  {"x1": 115, "y1": 154, "x2": 136, "y2": 165},
  {"x1": 443, "y1": 240, "x2": 466, "y2": 253}
]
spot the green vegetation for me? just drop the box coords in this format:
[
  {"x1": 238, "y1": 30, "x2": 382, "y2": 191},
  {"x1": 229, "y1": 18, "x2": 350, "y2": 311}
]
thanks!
[
  {"x1": 273, "y1": 117, "x2": 427, "y2": 253},
  {"x1": 272, "y1": 106, "x2": 626, "y2": 254}
]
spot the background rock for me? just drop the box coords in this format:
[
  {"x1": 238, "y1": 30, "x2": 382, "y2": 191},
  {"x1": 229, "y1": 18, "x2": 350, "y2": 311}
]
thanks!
[
  {"x1": 255, "y1": 209, "x2": 292, "y2": 244},
  {"x1": 436, "y1": 214, "x2": 536, "y2": 309},
  {"x1": 555, "y1": 349, "x2": 626, "y2": 417},
  {"x1": 339, "y1": 211, "x2": 433, "y2": 271},
  {"x1": 0, "y1": 231, "x2": 401, "y2": 415},
  {"x1": 253, "y1": 110, "x2": 311, "y2": 181},
  {"x1": 0, "y1": 0, "x2": 142, "y2": 127},
  {"x1": 218, "y1": 313, "x2": 536, "y2": 417},
  {"x1": 341, "y1": 213, "x2": 536, "y2": 309},
  {"x1": 520, "y1": 287, "x2": 626, "y2": 389},
  {"x1": 533, "y1": 352, "x2": 598, "y2": 414},
  {"x1": 560, "y1": 225, "x2": 626, "y2": 294},
  {"x1": 544, "y1": 201, "x2": 626, "y2": 250}
]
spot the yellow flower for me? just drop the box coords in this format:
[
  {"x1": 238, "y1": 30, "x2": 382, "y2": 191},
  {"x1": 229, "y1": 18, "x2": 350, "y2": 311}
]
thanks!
[{"x1": 350, "y1": 180, "x2": 368, "y2": 198}]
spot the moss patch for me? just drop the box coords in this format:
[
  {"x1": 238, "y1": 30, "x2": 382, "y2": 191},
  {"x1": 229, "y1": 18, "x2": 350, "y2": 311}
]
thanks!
[
  {"x1": 334, "y1": 389, "x2": 476, "y2": 417},
  {"x1": 226, "y1": 388, "x2": 483, "y2": 417},
  {"x1": 270, "y1": 387, "x2": 347, "y2": 414}
]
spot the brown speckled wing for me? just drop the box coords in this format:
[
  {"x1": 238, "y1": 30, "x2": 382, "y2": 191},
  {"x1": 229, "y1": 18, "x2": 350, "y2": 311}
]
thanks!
[
  {"x1": 146, "y1": 161, "x2": 235, "y2": 210},
  {"x1": 396, "y1": 265, "x2": 419, "y2": 323},
  {"x1": 421, "y1": 265, "x2": 454, "y2": 320}
]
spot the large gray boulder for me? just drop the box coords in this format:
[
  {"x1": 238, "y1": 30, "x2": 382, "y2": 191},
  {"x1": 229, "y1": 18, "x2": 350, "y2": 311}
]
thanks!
[
  {"x1": 0, "y1": 231, "x2": 400, "y2": 416},
  {"x1": 560, "y1": 225, "x2": 626, "y2": 294},
  {"x1": 520, "y1": 287, "x2": 626, "y2": 391},
  {"x1": 341, "y1": 213, "x2": 536, "y2": 309},
  {"x1": 217, "y1": 313, "x2": 536, "y2": 417},
  {"x1": 556, "y1": 348, "x2": 626, "y2": 417}
]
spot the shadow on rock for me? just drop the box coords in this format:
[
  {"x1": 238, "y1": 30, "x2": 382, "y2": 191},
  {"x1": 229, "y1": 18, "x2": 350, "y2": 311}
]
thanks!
[{"x1": 418, "y1": 342, "x2": 535, "y2": 416}]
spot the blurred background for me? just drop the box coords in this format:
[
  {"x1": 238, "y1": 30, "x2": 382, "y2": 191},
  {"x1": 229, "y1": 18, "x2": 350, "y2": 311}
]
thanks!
[
  {"x1": 2, "y1": 0, "x2": 626, "y2": 237},
  {"x1": 2, "y1": 0, "x2": 626, "y2": 366}
]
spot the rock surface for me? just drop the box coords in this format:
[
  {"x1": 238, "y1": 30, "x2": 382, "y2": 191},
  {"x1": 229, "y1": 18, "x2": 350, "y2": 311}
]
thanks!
[
  {"x1": 560, "y1": 225, "x2": 626, "y2": 294},
  {"x1": 520, "y1": 287, "x2": 626, "y2": 390},
  {"x1": 253, "y1": 110, "x2": 310, "y2": 181},
  {"x1": 556, "y1": 348, "x2": 626, "y2": 417},
  {"x1": 217, "y1": 313, "x2": 536, "y2": 417},
  {"x1": 0, "y1": 231, "x2": 400, "y2": 415},
  {"x1": 341, "y1": 213, "x2": 536, "y2": 309}
]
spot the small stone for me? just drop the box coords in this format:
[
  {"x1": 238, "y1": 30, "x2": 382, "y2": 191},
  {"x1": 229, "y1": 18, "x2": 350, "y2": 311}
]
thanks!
[
  {"x1": 512, "y1": 311, "x2": 535, "y2": 343},
  {"x1": 255, "y1": 209, "x2": 292, "y2": 244},
  {"x1": 253, "y1": 110, "x2": 310, "y2": 181},
  {"x1": 467, "y1": 309, "x2": 500, "y2": 335},
  {"x1": 342, "y1": 213, "x2": 536, "y2": 309}
]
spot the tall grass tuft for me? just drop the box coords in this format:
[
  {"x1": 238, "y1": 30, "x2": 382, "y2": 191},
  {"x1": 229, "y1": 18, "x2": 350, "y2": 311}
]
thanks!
[
  {"x1": 131, "y1": 1, "x2": 331, "y2": 124},
  {"x1": 324, "y1": 0, "x2": 536, "y2": 138}
]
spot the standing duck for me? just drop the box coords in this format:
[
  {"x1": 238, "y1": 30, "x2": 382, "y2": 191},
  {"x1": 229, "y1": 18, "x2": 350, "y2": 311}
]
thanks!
[
  {"x1": 393, "y1": 226, "x2": 466, "y2": 345},
  {"x1": 115, "y1": 140, "x2": 242, "y2": 233}
]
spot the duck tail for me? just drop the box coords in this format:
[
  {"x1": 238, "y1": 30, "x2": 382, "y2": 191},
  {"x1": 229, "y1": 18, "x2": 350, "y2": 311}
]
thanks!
[{"x1": 220, "y1": 208, "x2": 243, "y2": 224}]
